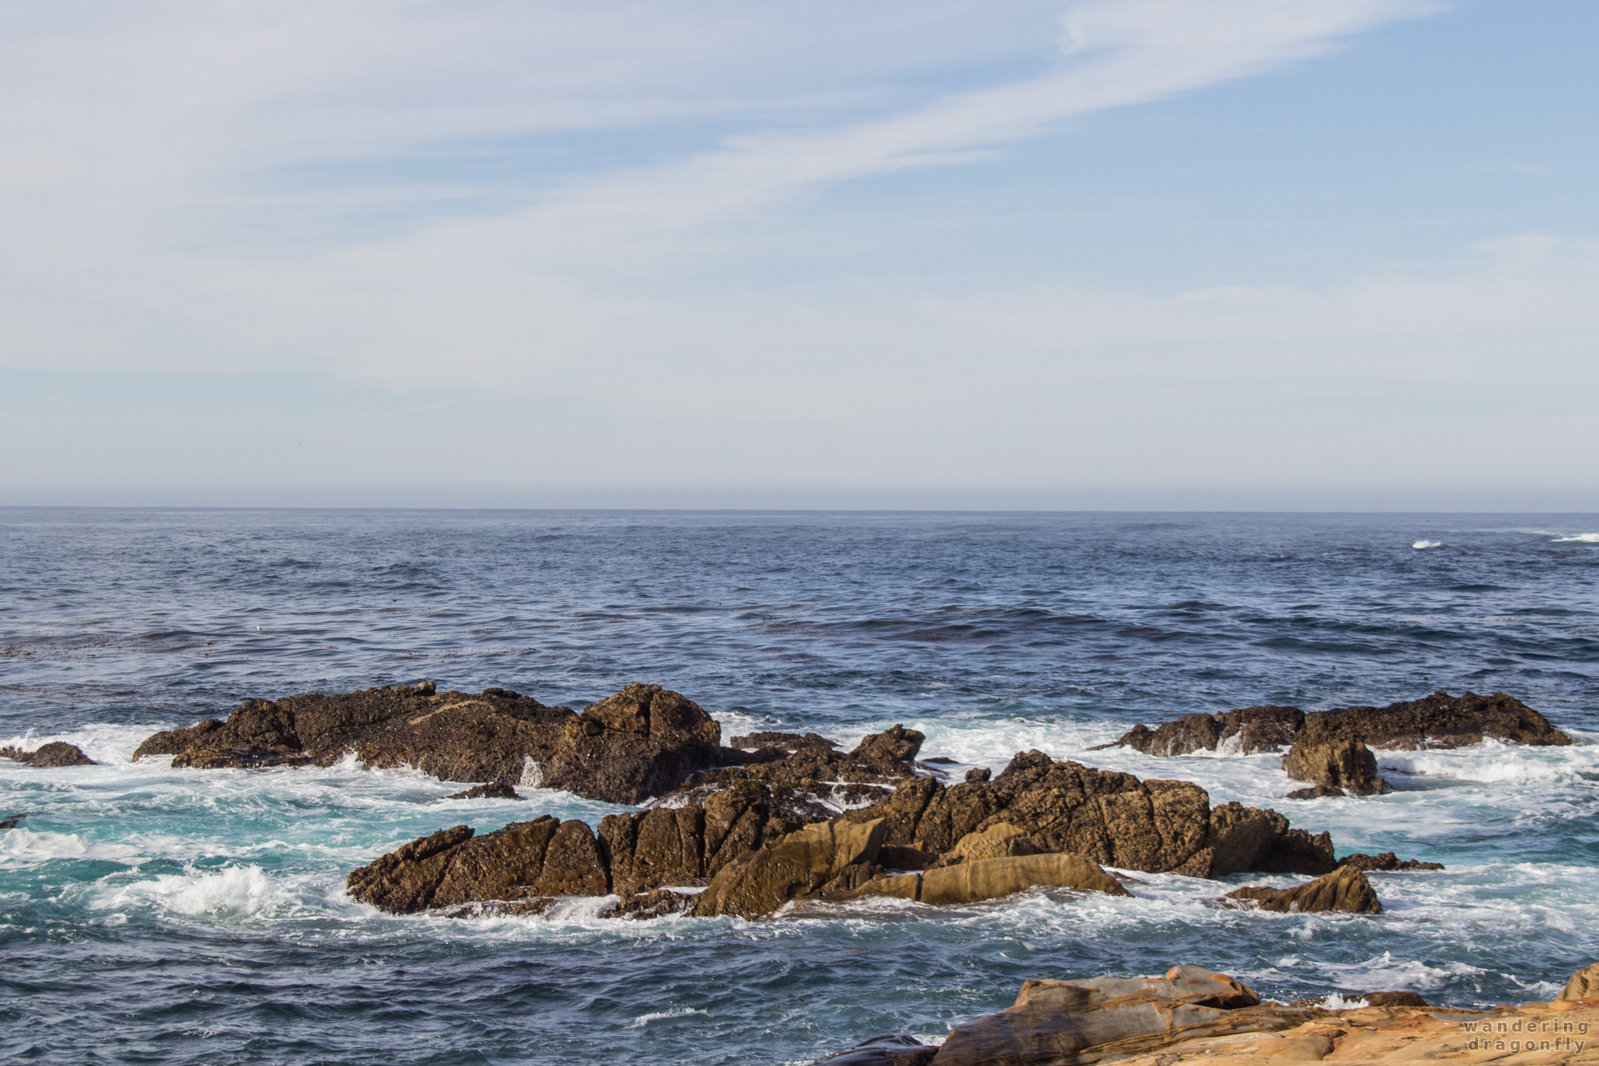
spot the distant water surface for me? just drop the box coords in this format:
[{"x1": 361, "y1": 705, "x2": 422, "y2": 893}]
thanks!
[{"x1": 2, "y1": 509, "x2": 1597, "y2": 1065}]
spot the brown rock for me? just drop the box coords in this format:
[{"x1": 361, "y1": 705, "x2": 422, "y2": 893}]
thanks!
[
  {"x1": 1115, "y1": 706, "x2": 1305, "y2": 756},
  {"x1": 1282, "y1": 737, "x2": 1388, "y2": 796},
  {"x1": 1120, "y1": 691, "x2": 1570, "y2": 760},
  {"x1": 0, "y1": 742, "x2": 95, "y2": 767},
  {"x1": 917, "y1": 853, "x2": 1129, "y2": 906},
  {"x1": 445, "y1": 782, "x2": 523, "y2": 800},
  {"x1": 135, "y1": 682, "x2": 726, "y2": 805},
  {"x1": 1560, "y1": 962, "x2": 1599, "y2": 1002},
  {"x1": 1362, "y1": 991, "x2": 1429, "y2": 1007},
  {"x1": 845, "y1": 752, "x2": 1335, "y2": 880},
  {"x1": 1337, "y1": 851, "x2": 1443, "y2": 872},
  {"x1": 1221, "y1": 865, "x2": 1382, "y2": 914},
  {"x1": 929, "y1": 964, "x2": 1299, "y2": 1066},
  {"x1": 346, "y1": 815, "x2": 614, "y2": 913},
  {"x1": 941, "y1": 823, "x2": 1040, "y2": 865},
  {"x1": 692, "y1": 818, "x2": 889, "y2": 918}
]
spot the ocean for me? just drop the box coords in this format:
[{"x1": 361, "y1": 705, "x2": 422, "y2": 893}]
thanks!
[{"x1": 2, "y1": 508, "x2": 1597, "y2": 1065}]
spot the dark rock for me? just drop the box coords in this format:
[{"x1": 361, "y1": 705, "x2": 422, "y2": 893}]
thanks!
[
  {"x1": 602, "y1": 887, "x2": 696, "y2": 920},
  {"x1": 1, "y1": 742, "x2": 95, "y2": 767},
  {"x1": 1118, "y1": 691, "x2": 1569, "y2": 757},
  {"x1": 1221, "y1": 865, "x2": 1383, "y2": 913},
  {"x1": 136, "y1": 682, "x2": 724, "y2": 805},
  {"x1": 659, "y1": 725, "x2": 926, "y2": 826},
  {"x1": 1300, "y1": 690, "x2": 1571, "y2": 750},
  {"x1": 807, "y1": 1033, "x2": 937, "y2": 1066},
  {"x1": 964, "y1": 767, "x2": 991, "y2": 783},
  {"x1": 346, "y1": 816, "x2": 613, "y2": 913},
  {"x1": 1116, "y1": 706, "x2": 1305, "y2": 756},
  {"x1": 0, "y1": 813, "x2": 26, "y2": 830},
  {"x1": 1287, "y1": 784, "x2": 1346, "y2": 799},
  {"x1": 1282, "y1": 737, "x2": 1388, "y2": 796},
  {"x1": 1363, "y1": 991, "x2": 1429, "y2": 1007},
  {"x1": 729, "y1": 731, "x2": 835, "y2": 751},
  {"x1": 1338, "y1": 851, "x2": 1444, "y2": 872},
  {"x1": 445, "y1": 782, "x2": 523, "y2": 801},
  {"x1": 842, "y1": 751, "x2": 1335, "y2": 879}
]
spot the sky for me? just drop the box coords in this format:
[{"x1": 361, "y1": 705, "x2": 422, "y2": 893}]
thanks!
[{"x1": 2, "y1": 0, "x2": 1595, "y2": 510}]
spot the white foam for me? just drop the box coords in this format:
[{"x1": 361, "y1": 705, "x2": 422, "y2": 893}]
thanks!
[
  {"x1": 1412, "y1": 539, "x2": 1443, "y2": 550},
  {"x1": 98, "y1": 864, "x2": 293, "y2": 919},
  {"x1": 1316, "y1": 993, "x2": 1370, "y2": 1009},
  {"x1": 1553, "y1": 533, "x2": 1599, "y2": 543},
  {"x1": 0, "y1": 827, "x2": 147, "y2": 865},
  {"x1": 628, "y1": 1007, "x2": 708, "y2": 1028}
]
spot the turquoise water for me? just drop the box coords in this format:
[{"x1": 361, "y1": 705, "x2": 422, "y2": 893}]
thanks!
[{"x1": 2, "y1": 510, "x2": 1597, "y2": 1064}]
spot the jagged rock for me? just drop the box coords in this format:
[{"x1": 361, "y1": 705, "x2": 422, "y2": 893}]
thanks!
[
  {"x1": 602, "y1": 888, "x2": 696, "y2": 920},
  {"x1": 729, "y1": 731, "x2": 835, "y2": 751},
  {"x1": 1282, "y1": 737, "x2": 1388, "y2": 796},
  {"x1": 1221, "y1": 865, "x2": 1382, "y2": 914},
  {"x1": 346, "y1": 816, "x2": 611, "y2": 913},
  {"x1": 964, "y1": 767, "x2": 991, "y2": 783},
  {"x1": 1116, "y1": 706, "x2": 1305, "y2": 756},
  {"x1": 1560, "y1": 963, "x2": 1599, "y2": 1001},
  {"x1": 807, "y1": 1033, "x2": 937, "y2": 1066},
  {"x1": 1338, "y1": 851, "x2": 1443, "y2": 872},
  {"x1": 842, "y1": 751, "x2": 1334, "y2": 879},
  {"x1": 692, "y1": 818, "x2": 889, "y2": 919},
  {"x1": 659, "y1": 725, "x2": 926, "y2": 824},
  {"x1": 445, "y1": 782, "x2": 523, "y2": 800},
  {"x1": 0, "y1": 742, "x2": 95, "y2": 767},
  {"x1": 135, "y1": 682, "x2": 725, "y2": 804},
  {"x1": 929, "y1": 965, "x2": 1308, "y2": 1066},
  {"x1": 0, "y1": 813, "x2": 26, "y2": 830},
  {"x1": 1116, "y1": 691, "x2": 1570, "y2": 757}
]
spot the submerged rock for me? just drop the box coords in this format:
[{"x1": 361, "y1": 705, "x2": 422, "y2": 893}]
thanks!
[
  {"x1": 135, "y1": 682, "x2": 726, "y2": 805},
  {"x1": 1337, "y1": 851, "x2": 1444, "y2": 872},
  {"x1": 807, "y1": 1034, "x2": 937, "y2": 1066},
  {"x1": 1221, "y1": 865, "x2": 1383, "y2": 914},
  {"x1": 0, "y1": 813, "x2": 26, "y2": 830},
  {"x1": 0, "y1": 742, "x2": 95, "y2": 767},
  {"x1": 445, "y1": 782, "x2": 523, "y2": 801}
]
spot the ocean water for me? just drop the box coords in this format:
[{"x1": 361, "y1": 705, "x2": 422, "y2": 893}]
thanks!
[{"x1": 2, "y1": 508, "x2": 1597, "y2": 1065}]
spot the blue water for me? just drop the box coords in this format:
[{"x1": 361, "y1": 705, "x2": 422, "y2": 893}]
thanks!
[{"x1": 2, "y1": 509, "x2": 1597, "y2": 1065}]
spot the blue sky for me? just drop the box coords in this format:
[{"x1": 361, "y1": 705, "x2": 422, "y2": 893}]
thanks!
[{"x1": 3, "y1": 0, "x2": 1595, "y2": 509}]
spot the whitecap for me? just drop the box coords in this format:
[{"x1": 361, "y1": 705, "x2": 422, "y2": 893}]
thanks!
[
  {"x1": 98, "y1": 864, "x2": 293, "y2": 919},
  {"x1": 628, "y1": 1007, "x2": 708, "y2": 1028},
  {"x1": 1412, "y1": 539, "x2": 1443, "y2": 550},
  {"x1": 1553, "y1": 533, "x2": 1599, "y2": 543}
]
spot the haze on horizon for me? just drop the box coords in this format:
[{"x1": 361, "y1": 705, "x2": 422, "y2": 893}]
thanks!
[{"x1": 3, "y1": 0, "x2": 1595, "y2": 512}]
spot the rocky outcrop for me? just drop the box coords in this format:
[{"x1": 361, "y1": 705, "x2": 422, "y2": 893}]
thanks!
[
  {"x1": 1, "y1": 742, "x2": 95, "y2": 767},
  {"x1": 1115, "y1": 706, "x2": 1305, "y2": 757},
  {"x1": 840, "y1": 750, "x2": 1335, "y2": 879},
  {"x1": 930, "y1": 965, "x2": 1306, "y2": 1066},
  {"x1": 1282, "y1": 737, "x2": 1387, "y2": 797},
  {"x1": 845, "y1": 964, "x2": 1599, "y2": 1065},
  {"x1": 1561, "y1": 963, "x2": 1599, "y2": 1002},
  {"x1": 134, "y1": 682, "x2": 727, "y2": 804},
  {"x1": 692, "y1": 818, "x2": 891, "y2": 918},
  {"x1": 1336, "y1": 851, "x2": 1443, "y2": 872},
  {"x1": 663, "y1": 724, "x2": 927, "y2": 827},
  {"x1": 1221, "y1": 865, "x2": 1383, "y2": 913},
  {"x1": 1116, "y1": 691, "x2": 1570, "y2": 758}
]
